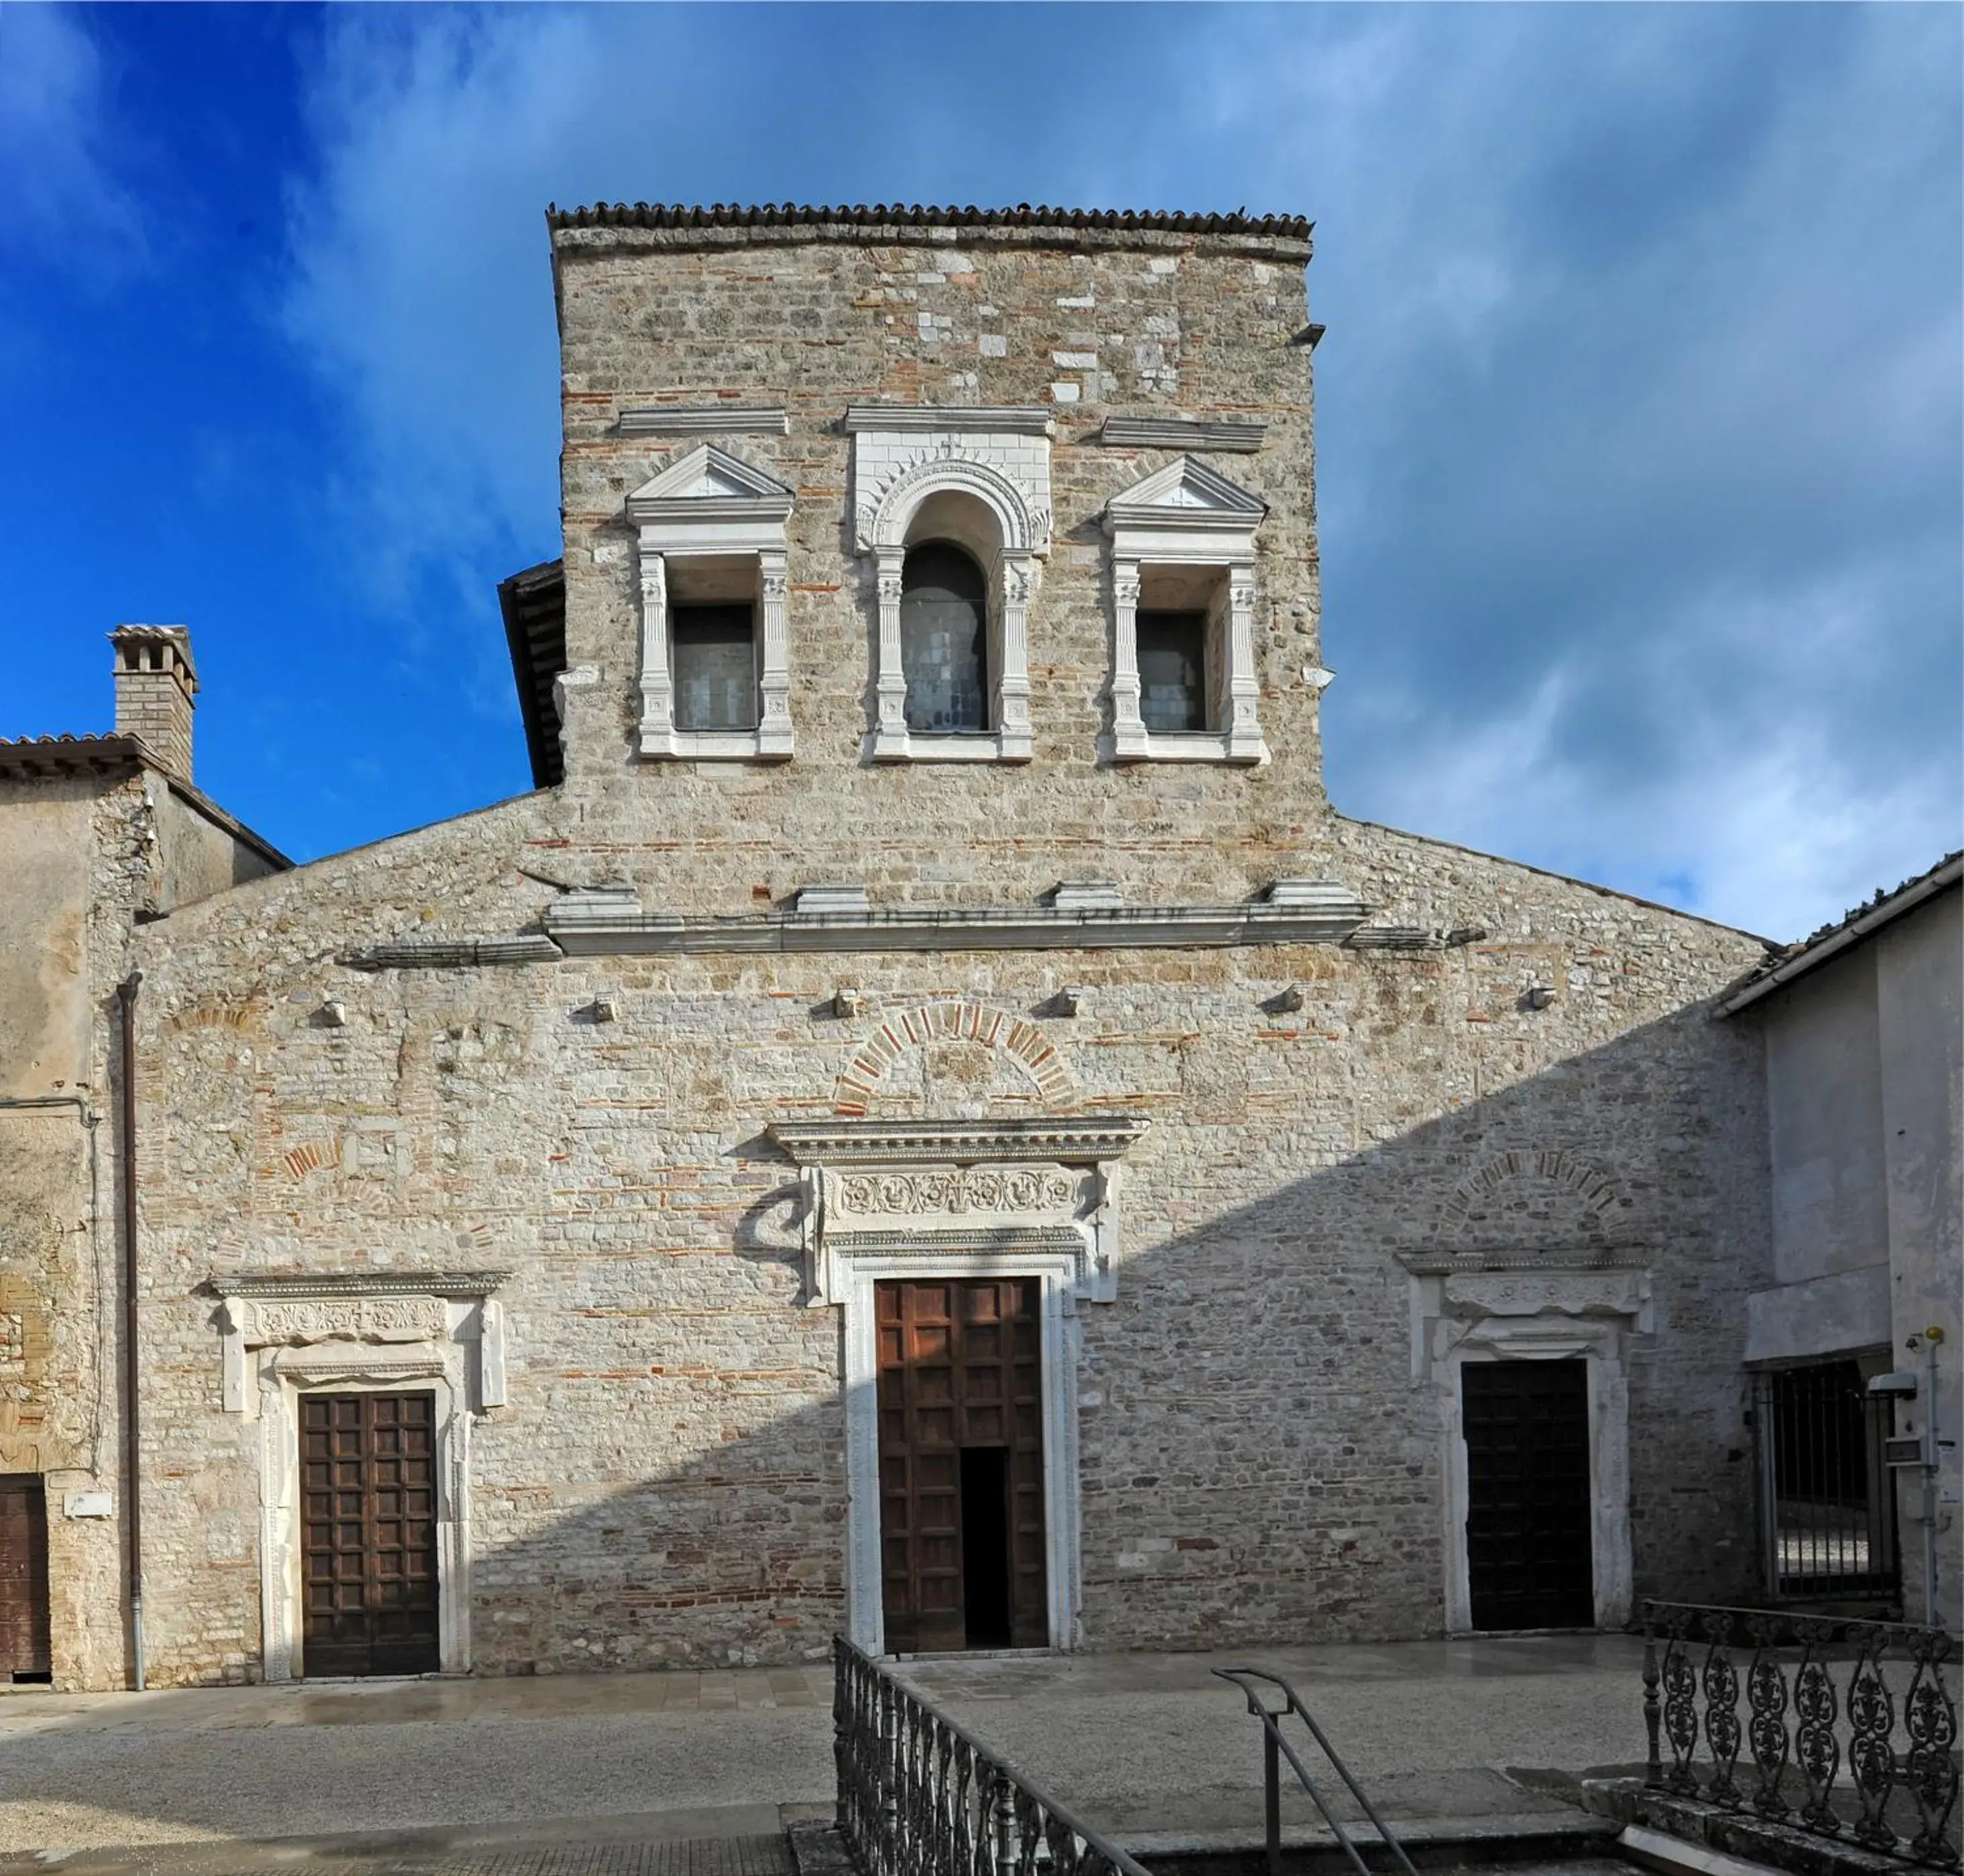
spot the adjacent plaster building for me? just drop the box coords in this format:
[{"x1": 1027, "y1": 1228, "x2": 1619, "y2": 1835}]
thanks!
[
  {"x1": 0, "y1": 629, "x2": 284, "y2": 1684},
  {"x1": 1719, "y1": 855, "x2": 1962, "y2": 1630},
  {"x1": 7, "y1": 203, "x2": 1835, "y2": 1688}
]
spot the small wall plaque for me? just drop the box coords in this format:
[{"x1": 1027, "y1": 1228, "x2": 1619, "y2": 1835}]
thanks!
[{"x1": 64, "y1": 1490, "x2": 113, "y2": 1519}]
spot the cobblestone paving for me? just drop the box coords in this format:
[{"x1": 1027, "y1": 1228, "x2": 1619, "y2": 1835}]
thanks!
[{"x1": 349, "y1": 1836, "x2": 793, "y2": 1876}]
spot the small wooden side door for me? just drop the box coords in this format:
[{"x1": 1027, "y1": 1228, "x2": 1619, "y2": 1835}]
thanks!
[
  {"x1": 0, "y1": 1475, "x2": 50, "y2": 1681},
  {"x1": 876, "y1": 1279, "x2": 1047, "y2": 1653},
  {"x1": 1462, "y1": 1359, "x2": 1595, "y2": 1630},
  {"x1": 300, "y1": 1392, "x2": 440, "y2": 1677}
]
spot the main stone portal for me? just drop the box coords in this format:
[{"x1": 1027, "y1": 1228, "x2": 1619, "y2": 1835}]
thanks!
[{"x1": 875, "y1": 1279, "x2": 1048, "y2": 1651}]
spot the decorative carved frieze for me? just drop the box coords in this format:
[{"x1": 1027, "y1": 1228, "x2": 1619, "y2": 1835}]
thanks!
[
  {"x1": 767, "y1": 1114, "x2": 1148, "y2": 1308},
  {"x1": 831, "y1": 1164, "x2": 1093, "y2": 1219},
  {"x1": 247, "y1": 1294, "x2": 448, "y2": 1345},
  {"x1": 210, "y1": 1271, "x2": 509, "y2": 1417}
]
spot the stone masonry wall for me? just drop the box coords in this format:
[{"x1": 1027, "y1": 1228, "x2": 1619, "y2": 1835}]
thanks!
[
  {"x1": 128, "y1": 788, "x2": 1770, "y2": 1680},
  {"x1": 119, "y1": 221, "x2": 1774, "y2": 1682},
  {"x1": 548, "y1": 223, "x2": 1328, "y2": 909}
]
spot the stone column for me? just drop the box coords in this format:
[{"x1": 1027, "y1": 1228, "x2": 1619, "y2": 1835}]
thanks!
[
  {"x1": 1223, "y1": 561, "x2": 1266, "y2": 762},
  {"x1": 995, "y1": 552, "x2": 1034, "y2": 760},
  {"x1": 870, "y1": 548, "x2": 908, "y2": 759},
  {"x1": 635, "y1": 543, "x2": 676, "y2": 758},
  {"x1": 756, "y1": 549, "x2": 793, "y2": 758},
  {"x1": 1109, "y1": 559, "x2": 1148, "y2": 759}
]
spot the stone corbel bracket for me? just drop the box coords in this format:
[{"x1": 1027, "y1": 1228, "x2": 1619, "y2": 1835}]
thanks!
[
  {"x1": 767, "y1": 1116, "x2": 1150, "y2": 1306},
  {"x1": 210, "y1": 1269, "x2": 511, "y2": 1418}
]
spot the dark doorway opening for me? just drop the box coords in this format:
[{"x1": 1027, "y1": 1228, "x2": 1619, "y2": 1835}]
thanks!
[
  {"x1": 1462, "y1": 1359, "x2": 1595, "y2": 1630},
  {"x1": 960, "y1": 1448, "x2": 1013, "y2": 1648}
]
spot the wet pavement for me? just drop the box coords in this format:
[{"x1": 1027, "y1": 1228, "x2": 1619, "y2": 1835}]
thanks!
[
  {"x1": 898, "y1": 1633, "x2": 1650, "y2": 1854},
  {"x1": 0, "y1": 1637, "x2": 1650, "y2": 1869}
]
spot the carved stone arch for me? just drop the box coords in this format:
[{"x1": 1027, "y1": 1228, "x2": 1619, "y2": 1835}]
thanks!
[
  {"x1": 860, "y1": 448, "x2": 1046, "y2": 557},
  {"x1": 833, "y1": 999, "x2": 1073, "y2": 1115},
  {"x1": 1434, "y1": 1149, "x2": 1628, "y2": 1251}
]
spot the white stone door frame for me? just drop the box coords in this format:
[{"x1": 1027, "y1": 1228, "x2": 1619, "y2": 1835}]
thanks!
[
  {"x1": 211, "y1": 1272, "x2": 507, "y2": 1682},
  {"x1": 1405, "y1": 1260, "x2": 1652, "y2": 1634},
  {"x1": 837, "y1": 1247, "x2": 1082, "y2": 1656},
  {"x1": 767, "y1": 1116, "x2": 1150, "y2": 1657}
]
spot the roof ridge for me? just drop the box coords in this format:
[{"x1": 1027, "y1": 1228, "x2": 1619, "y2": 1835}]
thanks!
[{"x1": 546, "y1": 201, "x2": 1310, "y2": 238}]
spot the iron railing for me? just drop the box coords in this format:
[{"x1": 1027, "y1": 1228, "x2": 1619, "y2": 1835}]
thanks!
[
  {"x1": 1214, "y1": 1667, "x2": 1420, "y2": 1876},
  {"x1": 833, "y1": 1635, "x2": 1153, "y2": 1876},
  {"x1": 1642, "y1": 1600, "x2": 1960, "y2": 1870}
]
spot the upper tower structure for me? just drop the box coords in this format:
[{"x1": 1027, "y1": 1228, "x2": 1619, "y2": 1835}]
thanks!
[{"x1": 542, "y1": 202, "x2": 1323, "y2": 910}]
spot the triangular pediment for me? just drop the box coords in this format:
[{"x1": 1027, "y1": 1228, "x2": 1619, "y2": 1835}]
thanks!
[
  {"x1": 1106, "y1": 454, "x2": 1267, "y2": 519},
  {"x1": 627, "y1": 444, "x2": 794, "y2": 518}
]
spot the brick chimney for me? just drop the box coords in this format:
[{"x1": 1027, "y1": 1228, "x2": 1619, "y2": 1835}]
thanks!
[{"x1": 109, "y1": 625, "x2": 198, "y2": 779}]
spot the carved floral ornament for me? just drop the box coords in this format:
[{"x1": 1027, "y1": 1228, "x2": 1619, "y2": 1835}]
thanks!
[
  {"x1": 768, "y1": 1116, "x2": 1148, "y2": 1307},
  {"x1": 210, "y1": 1271, "x2": 509, "y2": 1418}
]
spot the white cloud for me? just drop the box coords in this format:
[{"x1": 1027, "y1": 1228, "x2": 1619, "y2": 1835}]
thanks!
[
  {"x1": 272, "y1": 3, "x2": 1959, "y2": 931},
  {"x1": 0, "y1": 3, "x2": 141, "y2": 262}
]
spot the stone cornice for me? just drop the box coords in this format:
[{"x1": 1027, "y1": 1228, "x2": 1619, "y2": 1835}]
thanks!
[
  {"x1": 540, "y1": 881, "x2": 1371, "y2": 956},
  {"x1": 768, "y1": 1116, "x2": 1150, "y2": 1166},
  {"x1": 618, "y1": 405, "x2": 787, "y2": 436},
  {"x1": 1099, "y1": 417, "x2": 1266, "y2": 453},
  {"x1": 844, "y1": 403, "x2": 1054, "y2": 436},
  {"x1": 343, "y1": 936, "x2": 562, "y2": 971},
  {"x1": 210, "y1": 1269, "x2": 511, "y2": 1299}
]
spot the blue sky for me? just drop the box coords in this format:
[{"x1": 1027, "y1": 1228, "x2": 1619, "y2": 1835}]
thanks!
[{"x1": 1, "y1": 3, "x2": 1957, "y2": 938}]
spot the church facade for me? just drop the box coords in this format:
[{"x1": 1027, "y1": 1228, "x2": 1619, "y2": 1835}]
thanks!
[{"x1": 77, "y1": 204, "x2": 1777, "y2": 1686}]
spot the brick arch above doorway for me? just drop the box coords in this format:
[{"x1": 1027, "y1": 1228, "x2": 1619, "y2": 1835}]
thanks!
[
  {"x1": 1434, "y1": 1149, "x2": 1628, "y2": 1251},
  {"x1": 832, "y1": 1000, "x2": 1072, "y2": 1116}
]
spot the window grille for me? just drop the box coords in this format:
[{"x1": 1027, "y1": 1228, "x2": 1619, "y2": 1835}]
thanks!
[{"x1": 1752, "y1": 1359, "x2": 1900, "y2": 1601}]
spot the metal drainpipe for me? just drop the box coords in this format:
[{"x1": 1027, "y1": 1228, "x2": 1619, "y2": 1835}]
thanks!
[{"x1": 116, "y1": 973, "x2": 145, "y2": 1692}]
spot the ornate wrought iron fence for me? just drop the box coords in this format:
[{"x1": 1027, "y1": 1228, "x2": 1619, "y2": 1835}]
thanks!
[
  {"x1": 833, "y1": 1635, "x2": 1154, "y2": 1876},
  {"x1": 1642, "y1": 1600, "x2": 1960, "y2": 1870}
]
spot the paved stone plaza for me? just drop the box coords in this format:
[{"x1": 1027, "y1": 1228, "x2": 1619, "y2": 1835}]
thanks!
[{"x1": 0, "y1": 1637, "x2": 1647, "y2": 1869}]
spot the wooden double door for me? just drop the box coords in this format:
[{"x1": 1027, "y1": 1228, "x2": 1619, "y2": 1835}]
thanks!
[
  {"x1": 300, "y1": 1391, "x2": 441, "y2": 1677},
  {"x1": 877, "y1": 1279, "x2": 1048, "y2": 1652},
  {"x1": 1462, "y1": 1359, "x2": 1596, "y2": 1630}
]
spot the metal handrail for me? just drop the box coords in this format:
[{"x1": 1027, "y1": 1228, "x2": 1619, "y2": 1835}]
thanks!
[
  {"x1": 1215, "y1": 1667, "x2": 1421, "y2": 1876},
  {"x1": 834, "y1": 1635, "x2": 1154, "y2": 1876}
]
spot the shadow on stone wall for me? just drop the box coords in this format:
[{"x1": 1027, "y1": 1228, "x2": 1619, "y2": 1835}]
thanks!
[
  {"x1": 0, "y1": 1003, "x2": 1774, "y2": 1851},
  {"x1": 440, "y1": 995, "x2": 1769, "y2": 1676}
]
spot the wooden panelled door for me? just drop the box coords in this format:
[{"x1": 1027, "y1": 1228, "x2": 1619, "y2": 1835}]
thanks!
[
  {"x1": 0, "y1": 1475, "x2": 51, "y2": 1682},
  {"x1": 1462, "y1": 1359, "x2": 1596, "y2": 1630},
  {"x1": 877, "y1": 1279, "x2": 1047, "y2": 1652},
  {"x1": 300, "y1": 1392, "x2": 441, "y2": 1676}
]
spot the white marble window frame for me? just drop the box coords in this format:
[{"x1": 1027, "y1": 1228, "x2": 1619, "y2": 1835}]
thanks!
[
  {"x1": 636, "y1": 533, "x2": 792, "y2": 761},
  {"x1": 851, "y1": 428, "x2": 1052, "y2": 766},
  {"x1": 1109, "y1": 546, "x2": 1265, "y2": 765}
]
